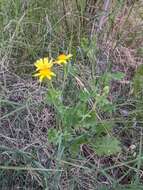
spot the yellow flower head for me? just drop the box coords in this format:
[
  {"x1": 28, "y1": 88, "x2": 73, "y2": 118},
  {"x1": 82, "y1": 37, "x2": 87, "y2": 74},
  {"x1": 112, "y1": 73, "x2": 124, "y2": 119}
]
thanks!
[
  {"x1": 34, "y1": 57, "x2": 56, "y2": 82},
  {"x1": 55, "y1": 53, "x2": 72, "y2": 65},
  {"x1": 34, "y1": 57, "x2": 53, "y2": 71}
]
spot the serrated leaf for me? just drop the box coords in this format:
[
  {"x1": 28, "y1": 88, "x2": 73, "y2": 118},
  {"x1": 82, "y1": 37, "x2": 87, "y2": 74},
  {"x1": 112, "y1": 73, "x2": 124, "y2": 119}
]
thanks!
[{"x1": 91, "y1": 136, "x2": 121, "y2": 156}]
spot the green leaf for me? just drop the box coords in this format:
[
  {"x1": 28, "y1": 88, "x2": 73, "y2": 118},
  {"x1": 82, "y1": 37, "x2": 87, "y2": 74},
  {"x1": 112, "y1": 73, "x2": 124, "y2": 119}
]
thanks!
[
  {"x1": 47, "y1": 88, "x2": 62, "y2": 106},
  {"x1": 91, "y1": 136, "x2": 121, "y2": 156},
  {"x1": 95, "y1": 122, "x2": 113, "y2": 135},
  {"x1": 101, "y1": 72, "x2": 125, "y2": 85},
  {"x1": 83, "y1": 111, "x2": 97, "y2": 129},
  {"x1": 79, "y1": 90, "x2": 90, "y2": 102},
  {"x1": 70, "y1": 135, "x2": 87, "y2": 156},
  {"x1": 111, "y1": 72, "x2": 125, "y2": 80},
  {"x1": 103, "y1": 86, "x2": 110, "y2": 95},
  {"x1": 62, "y1": 106, "x2": 80, "y2": 127},
  {"x1": 48, "y1": 128, "x2": 60, "y2": 145}
]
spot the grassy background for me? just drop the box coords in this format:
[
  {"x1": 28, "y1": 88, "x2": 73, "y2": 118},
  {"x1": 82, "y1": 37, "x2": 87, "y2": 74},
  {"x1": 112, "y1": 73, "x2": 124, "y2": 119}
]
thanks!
[{"x1": 0, "y1": 0, "x2": 143, "y2": 189}]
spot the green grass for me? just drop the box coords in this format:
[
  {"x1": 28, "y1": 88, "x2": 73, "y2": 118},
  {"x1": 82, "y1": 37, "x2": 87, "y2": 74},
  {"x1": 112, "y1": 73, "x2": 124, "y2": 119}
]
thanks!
[{"x1": 0, "y1": 0, "x2": 143, "y2": 189}]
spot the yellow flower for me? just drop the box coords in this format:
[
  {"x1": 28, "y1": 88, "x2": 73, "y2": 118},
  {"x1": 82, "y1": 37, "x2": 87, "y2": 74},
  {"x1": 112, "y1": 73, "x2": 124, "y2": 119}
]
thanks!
[
  {"x1": 54, "y1": 53, "x2": 72, "y2": 65},
  {"x1": 34, "y1": 57, "x2": 53, "y2": 71},
  {"x1": 34, "y1": 57, "x2": 56, "y2": 82}
]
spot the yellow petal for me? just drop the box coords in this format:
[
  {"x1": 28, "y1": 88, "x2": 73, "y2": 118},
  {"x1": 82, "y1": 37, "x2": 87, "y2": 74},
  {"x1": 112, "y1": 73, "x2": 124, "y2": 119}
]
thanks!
[
  {"x1": 50, "y1": 71, "x2": 56, "y2": 76},
  {"x1": 39, "y1": 75, "x2": 44, "y2": 82},
  {"x1": 47, "y1": 61, "x2": 53, "y2": 68},
  {"x1": 57, "y1": 54, "x2": 66, "y2": 60},
  {"x1": 34, "y1": 59, "x2": 44, "y2": 69},
  {"x1": 43, "y1": 57, "x2": 49, "y2": 63},
  {"x1": 34, "y1": 57, "x2": 53, "y2": 70},
  {"x1": 47, "y1": 76, "x2": 52, "y2": 80},
  {"x1": 33, "y1": 72, "x2": 40, "y2": 76}
]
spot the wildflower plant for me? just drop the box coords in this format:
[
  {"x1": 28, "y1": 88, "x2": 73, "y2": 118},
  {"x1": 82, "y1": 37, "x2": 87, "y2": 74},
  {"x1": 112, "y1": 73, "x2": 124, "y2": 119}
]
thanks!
[{"x1": 33, "y1": 52, "x2": 123, "y2": 157}]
